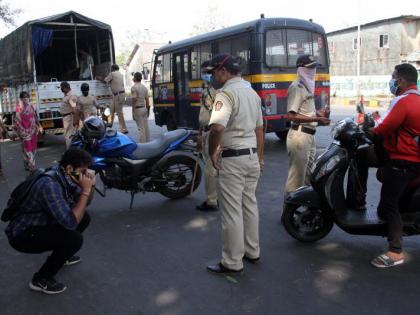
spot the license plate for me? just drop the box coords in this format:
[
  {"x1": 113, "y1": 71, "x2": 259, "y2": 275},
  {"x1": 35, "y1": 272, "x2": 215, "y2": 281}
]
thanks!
[{"x1": 41, "y1": 120, "x2": 54, "y2": 128}]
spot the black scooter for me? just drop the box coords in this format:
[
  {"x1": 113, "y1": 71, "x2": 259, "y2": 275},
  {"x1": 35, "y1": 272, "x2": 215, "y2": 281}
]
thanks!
[{"x1": 282, "y1": 118, "x2": 420, "y2": 242}]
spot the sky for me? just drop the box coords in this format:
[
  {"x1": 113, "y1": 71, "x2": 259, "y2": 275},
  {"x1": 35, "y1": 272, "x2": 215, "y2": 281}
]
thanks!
[{"x1": 1, "y1": 0, "x2": 420, "y2": 53}]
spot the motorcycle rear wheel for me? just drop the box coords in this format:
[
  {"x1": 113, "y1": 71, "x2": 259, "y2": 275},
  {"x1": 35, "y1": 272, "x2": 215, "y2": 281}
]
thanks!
[
  {"x1": 159, "y1": 155, "x2": 201, "y2": 199},
  {"x1": 282, "y1": 203, "x2": 333, "y2": 242}
]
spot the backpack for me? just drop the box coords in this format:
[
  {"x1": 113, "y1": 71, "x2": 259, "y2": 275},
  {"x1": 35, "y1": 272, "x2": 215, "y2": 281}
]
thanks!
[{"x1": 1, "y1": 168, "x2": 62, "y2": 222}]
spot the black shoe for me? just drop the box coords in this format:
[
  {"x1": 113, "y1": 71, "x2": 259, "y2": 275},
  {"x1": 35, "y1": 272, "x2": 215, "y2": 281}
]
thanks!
[
  {"x1": 65, "y1": 255, "x2": 81, "y2": 266},
  {"x1": 196, "y1": 202, "x2": 218, "y2": 212},
  {"x1": 207, "y1": 262, "x2": 243, "y2": 275},
  {"x1": 121, "y1": 130, "x2": 129, "y2": 134},
  {"x1": 243, "y1": 255, "x2": 260, "y2": 264},
  {"x1": 29, "y1": 273, "x2": 67, "y2": 295}
]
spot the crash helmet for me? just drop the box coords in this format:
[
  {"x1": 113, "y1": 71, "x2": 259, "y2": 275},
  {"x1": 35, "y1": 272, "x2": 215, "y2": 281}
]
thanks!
[{"x1": 81, "y1": 116, "x2": 106, "y2": 140}]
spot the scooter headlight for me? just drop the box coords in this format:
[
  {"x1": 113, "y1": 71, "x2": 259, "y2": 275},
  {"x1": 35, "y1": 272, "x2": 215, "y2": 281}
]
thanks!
[{"x1": 313, "y1": 155, "x2": 341, "y2": 181}]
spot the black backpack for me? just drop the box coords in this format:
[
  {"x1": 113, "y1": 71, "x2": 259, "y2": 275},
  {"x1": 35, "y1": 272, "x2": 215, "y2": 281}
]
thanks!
[{"x1": 1, "y1": 168, "x2": 62, "y2": 222}]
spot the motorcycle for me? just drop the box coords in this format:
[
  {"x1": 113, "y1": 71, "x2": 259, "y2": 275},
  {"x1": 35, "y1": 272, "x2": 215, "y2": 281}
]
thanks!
[
  {"x1": 282, "y1": 118, "x2": 420, "y2": 242},
  {"x1": 71, "y1": 117, "x2": 202, "y2": 208}
]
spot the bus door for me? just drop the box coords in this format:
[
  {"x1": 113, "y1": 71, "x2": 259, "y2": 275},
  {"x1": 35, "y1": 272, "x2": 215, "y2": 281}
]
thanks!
[{"x1": 173, "y1": 52, "x2": 191, "y2": 128}]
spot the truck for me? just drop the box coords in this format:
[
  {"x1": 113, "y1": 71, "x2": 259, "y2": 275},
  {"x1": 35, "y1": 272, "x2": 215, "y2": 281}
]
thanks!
[{"x1": 0, "y1": 11, "x2": 115, "y2": 134}]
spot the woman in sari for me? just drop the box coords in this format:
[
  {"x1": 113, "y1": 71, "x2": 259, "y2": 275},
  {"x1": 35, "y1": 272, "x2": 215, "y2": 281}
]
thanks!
[{"x1": 14, "y1": 91, "x2": 43, "y2": 171}]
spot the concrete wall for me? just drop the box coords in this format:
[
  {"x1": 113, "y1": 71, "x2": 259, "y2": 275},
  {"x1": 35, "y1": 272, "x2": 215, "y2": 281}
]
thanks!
[{"x1": 328, "y1": 20, "x2": 404, "y2": 76}]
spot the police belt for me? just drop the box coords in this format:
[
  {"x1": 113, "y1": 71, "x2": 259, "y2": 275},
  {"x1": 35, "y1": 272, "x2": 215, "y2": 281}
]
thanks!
[
  {"x1": 135, "y1": 106, "x2": 145, "y2": 109},
  {"x1": 222, "y1": 148, "x2": 257, "y2": 158},
  {"x1": 291, "y1": 125, "x2": 316, "y2": 135},
  {"x1": 113, "y1": 90, "x2": 125, "y2": 96},
  {"x1": 61, "y1": 112, "x2": 73, "y2": 117}
]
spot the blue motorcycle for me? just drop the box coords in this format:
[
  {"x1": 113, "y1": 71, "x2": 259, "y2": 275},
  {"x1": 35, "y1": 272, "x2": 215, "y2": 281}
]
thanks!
[{"x1": 71, "y1": 117, "x2": 202, "y2": 207}]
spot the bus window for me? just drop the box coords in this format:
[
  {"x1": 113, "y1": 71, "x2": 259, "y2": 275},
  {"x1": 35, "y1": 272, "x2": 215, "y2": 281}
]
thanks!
[
  {"x1": 155, "y1": 55, "x2": 163, "y2": 83},
  {"x1": 312, "y1": 33, "x2": 327, "y2": 67},
  {"x1": 232, "y1": 34, "x2": 250, "y2": 74},
  {"x1": 265, "y1": 30, "x2": 287, "y2": 67},
  {"x1": 200, "y1": 43, "x2": 212, "y2": 67},
  {"x1": 191, "y1": 46, "x2": 199, "y2": 79},
  {"x1": 217, "y1": 38, "x2": 231, "y2": 54},
  {"x1": 286, "y1": 29, "x2": 312, "y2": 66},
  {"x1": 162, "y1": 53, "x2": 171, "y2": 82}
]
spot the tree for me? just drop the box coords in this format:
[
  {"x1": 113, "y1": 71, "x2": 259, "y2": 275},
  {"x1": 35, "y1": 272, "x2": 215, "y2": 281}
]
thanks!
[
  {"x1": 189, "y1": 5, "x2": 230, "y2": 36},
  {"x1": 0, "y1": 0, "x2": 22, "y2": 26},
  {"x1": 115, "y1": 29, "x2": 147, "y2": 66}
]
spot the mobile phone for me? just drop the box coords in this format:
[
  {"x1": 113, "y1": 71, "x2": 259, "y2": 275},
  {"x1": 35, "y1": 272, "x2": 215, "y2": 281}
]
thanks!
[{"x1": 70, "y1": 171, "x2": 80, "y2": 181}]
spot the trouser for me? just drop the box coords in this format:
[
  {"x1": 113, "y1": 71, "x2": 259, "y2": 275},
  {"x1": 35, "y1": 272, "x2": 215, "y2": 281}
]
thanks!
[
  {"x1": 202, "y1": 131, "x2": 217, "y2": 206},
  {"x1": 378, "y1": 160, "x2": 420, "y2": 254},
  {"x1": 347, "y1": 137, "x2": 387, "y2": 208},
  {"x1": 285, "y1": 129, "x2": 316, "y2": 193},
  {"x1": 218, "y1": 151, "x2": 260, "y2": 270},
  {"x1": 133, "y1": 107, "x2": 150, "y2": 143},
  {"x1": 110, "y1": 94, "x2": 127, "y2": 132},
  {"x1": 63, "y1": 114, "x2": 76, "y2": 149},
  {"x1": 9, "y1": 213, "x2": 90, "y2": 279}
]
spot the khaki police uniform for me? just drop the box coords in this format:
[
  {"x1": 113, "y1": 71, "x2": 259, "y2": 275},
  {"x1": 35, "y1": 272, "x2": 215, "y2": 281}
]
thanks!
[
  {"x1": 104, "y1": 70, "x2": 127, "y2": 132},
  {"x1": 199, "y1": 85, "x2": 217, "y2": 206},
  {"x1": 209, "y1": 77, "x2": 263, "y2": 271},
  {"x1": 285, "y1": 80, "x2": 317, "y2": 193},
  {"x1": 77, "y1": 95, "x2": 97, "y2": 121},
  {"x1": 60, "y1": 91, "x2": 78, "y2": 148},
  {"x1": 131, "y1": 82, "x2": 150, "y2": 143}
]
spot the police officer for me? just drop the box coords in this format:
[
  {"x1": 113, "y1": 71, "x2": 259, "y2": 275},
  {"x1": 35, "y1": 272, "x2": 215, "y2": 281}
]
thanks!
[
  {"x1": 131, "y1": 72, "x2": 150, "y2": 143},
  {"x1": 77, "y1": 83, "x2": 98, "y2": 122},
  {"x1": 206, "y1": 54, "x2": 264, "y2": 274},
  {"x1": 196, "y1": 61, "x2": 218, "y2": 212},
  {"x1": 103, "y1": 64, "x2": 128, "y2": 133},
  {"x1": 60, "y1": 81, "x2": 79, "y2": 148},
  {"x1": 284, "y1": 55, "x2": 330, "y2": 194}
]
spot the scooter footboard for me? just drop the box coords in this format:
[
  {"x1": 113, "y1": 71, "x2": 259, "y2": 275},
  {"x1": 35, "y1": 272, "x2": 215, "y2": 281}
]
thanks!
[{"x1": 284, "y1": 186, "x2": 321, "y2": 208}]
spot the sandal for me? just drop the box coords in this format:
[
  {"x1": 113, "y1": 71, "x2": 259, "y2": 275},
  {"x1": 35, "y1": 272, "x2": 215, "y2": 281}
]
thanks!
[{"x1": 371, "y1": 254, "x2": 404, "y2": 268}]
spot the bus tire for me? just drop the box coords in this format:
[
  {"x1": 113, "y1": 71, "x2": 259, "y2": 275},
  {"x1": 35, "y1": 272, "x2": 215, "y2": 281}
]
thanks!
[
  {"x1": 275, "y1": 130, "x2": 288, "y2": 141},
  {"x1": 166, "y1": 114, "x2": 177, "y2": 131}
]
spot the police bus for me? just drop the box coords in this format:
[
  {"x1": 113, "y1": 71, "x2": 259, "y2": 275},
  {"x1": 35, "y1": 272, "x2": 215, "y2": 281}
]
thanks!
[{"x1": 151, "y1": 16, "x2": 330, "y2": 138}]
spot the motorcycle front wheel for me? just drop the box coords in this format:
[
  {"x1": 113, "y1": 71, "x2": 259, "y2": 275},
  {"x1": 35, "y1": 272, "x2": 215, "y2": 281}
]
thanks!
[
  {"x1": 282, "y1": 204, "x2": 334, "y2": 242},
  {"x1": 159, "y1": 155, "x2": 201, "y2": 199}
]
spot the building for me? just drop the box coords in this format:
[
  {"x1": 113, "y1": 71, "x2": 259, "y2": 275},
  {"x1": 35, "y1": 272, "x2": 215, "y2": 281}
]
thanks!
[
  {"x1": 327, "y1": 15, "x2": 420, "y2": 101},
  {"x1": 124, "y1": 42, "x2": 163, "y2": 88}
]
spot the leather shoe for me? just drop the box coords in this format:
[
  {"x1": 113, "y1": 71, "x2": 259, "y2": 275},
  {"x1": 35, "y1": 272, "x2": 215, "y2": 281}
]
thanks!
[
  {"x1": 243, "y1": 255, "x2": 260, "y2": 264},
  {"x1": 207, "y1": 262, "x2": 243, "y2": 275},
  {"x1": 196, "y1": 202, "x2": 218, "y2": 212}
]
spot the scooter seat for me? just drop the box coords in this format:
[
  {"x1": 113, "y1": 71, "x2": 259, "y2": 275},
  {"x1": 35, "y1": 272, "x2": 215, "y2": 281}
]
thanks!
[{"x1": 130, "y1": 129, "x2": 188, "y2": 159}]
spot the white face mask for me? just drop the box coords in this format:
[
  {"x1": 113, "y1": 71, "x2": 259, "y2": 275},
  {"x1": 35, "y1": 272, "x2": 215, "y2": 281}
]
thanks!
[{"x1": 297, "y1": 67, "x2": 316, "y2": 94}]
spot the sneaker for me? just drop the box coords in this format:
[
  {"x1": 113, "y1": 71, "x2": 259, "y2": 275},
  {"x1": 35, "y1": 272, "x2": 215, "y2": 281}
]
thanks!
[
  {"x1": 65, "y1": 255, "x2": 81, "y2": 266},
  {"x1": 29, "y1": 274, "x2": 67, "y2": 295}
]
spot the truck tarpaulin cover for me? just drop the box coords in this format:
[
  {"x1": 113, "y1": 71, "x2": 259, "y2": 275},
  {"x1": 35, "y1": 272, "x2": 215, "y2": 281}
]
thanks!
[
  {"x1": 32, "y1": 27, "x2": 53, "y2": 57},
  {"x1": 0, "y1": 11, "x2": 113, "y2": 87}
]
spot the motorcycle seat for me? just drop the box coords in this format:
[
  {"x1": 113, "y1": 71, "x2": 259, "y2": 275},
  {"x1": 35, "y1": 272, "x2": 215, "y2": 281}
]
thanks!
[{"x1": 130, "y1": 129, "x2": 189, "y2": 159}]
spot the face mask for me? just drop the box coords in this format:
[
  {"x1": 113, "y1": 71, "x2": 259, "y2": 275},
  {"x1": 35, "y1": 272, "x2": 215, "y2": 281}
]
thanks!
[
  {"x1": 210, "y1": 76, "x2": 223, "y2": 90},
  {"x1": 201, "y1": 73, "x2": 212, "y2": 83},
  {"x1": 389, "y1": 79, "x2": 400, "y2": 95},
  {"x1": 297, "y1": 67, "x2": 316, "y2": 94}
]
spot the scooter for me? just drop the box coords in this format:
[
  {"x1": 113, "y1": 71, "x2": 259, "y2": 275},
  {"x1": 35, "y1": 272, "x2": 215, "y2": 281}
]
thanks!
[
  {"x1": 282, "y1": 118, "x2": 420, "y2": 242},
  {"x1": 71, "y1": 117, "x2": 202, "y2": 208}
]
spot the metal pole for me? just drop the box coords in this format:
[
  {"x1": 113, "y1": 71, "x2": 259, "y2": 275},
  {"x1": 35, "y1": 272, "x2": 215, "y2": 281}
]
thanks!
[{"x1": 356, "y1": 23, "x2": 361, "y2": 101}]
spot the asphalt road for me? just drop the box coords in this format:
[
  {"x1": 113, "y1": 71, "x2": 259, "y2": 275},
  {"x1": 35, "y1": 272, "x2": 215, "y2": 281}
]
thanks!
[{"x1": 1, "y1": 104, "x2": 419, "y2": 315}]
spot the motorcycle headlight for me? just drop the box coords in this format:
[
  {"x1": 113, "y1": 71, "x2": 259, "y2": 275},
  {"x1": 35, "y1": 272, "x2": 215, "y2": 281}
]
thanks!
[
  {"x1": 313, "y1": 155, "x2": 341, "y2": 181},
  {"x1": 104, "y1": 107, "x2": 111, "y2": 116}
]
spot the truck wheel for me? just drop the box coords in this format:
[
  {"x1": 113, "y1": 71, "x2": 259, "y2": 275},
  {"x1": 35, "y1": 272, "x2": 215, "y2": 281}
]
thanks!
[{"x1": 282, "y1": 204, "x2": 333, "y2": 242}]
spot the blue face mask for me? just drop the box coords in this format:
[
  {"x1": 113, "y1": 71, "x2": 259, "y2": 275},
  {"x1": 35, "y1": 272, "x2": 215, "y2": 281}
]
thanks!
[
  {"x1": 389, "y1": 78, "x2": 400, "y2": 95},
  {"x1": 201, "y1": 73, "x2": 212, "y2": 83}
]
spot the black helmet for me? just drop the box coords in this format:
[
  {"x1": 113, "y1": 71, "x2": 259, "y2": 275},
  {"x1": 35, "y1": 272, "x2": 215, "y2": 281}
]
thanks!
[
  {"x1": 81, "y1": 116, "x2": 106, "y2": 140},
  {"x1": 81, "y1": 83, "x2": 90, "y2": 92}
]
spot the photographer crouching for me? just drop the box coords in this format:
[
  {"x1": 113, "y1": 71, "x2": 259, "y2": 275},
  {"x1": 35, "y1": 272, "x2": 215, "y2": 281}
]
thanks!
[{"x1": 4, "y1": 148, "x2": 95, "y2": 294}]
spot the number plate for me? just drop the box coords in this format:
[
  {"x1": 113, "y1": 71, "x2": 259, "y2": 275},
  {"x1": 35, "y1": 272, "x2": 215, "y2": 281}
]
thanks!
[{"x1": 41, "y1": 120, "x2": 54, "y2": 129}]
